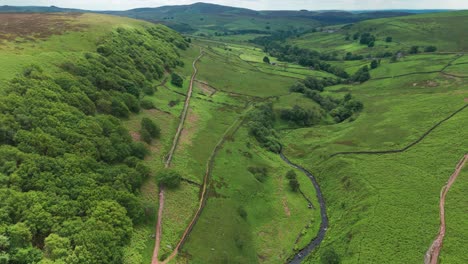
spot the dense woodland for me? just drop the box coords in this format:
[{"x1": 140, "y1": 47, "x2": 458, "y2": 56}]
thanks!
[{"x1": 0, "y1": 26, "x2": 187, "y2": 263}]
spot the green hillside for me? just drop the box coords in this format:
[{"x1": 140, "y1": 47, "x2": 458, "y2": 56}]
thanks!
[
  {"x1": 289, "y1": 11, "x2": 468, "y2": 56},
  {"x1": 103, "y1": 3, "x2": 416, "y2": 38},
  {"x1": 0, "y1": 6, "x2": 466, "y2": 264},
  {"x1": 0, "y1": 13, "x2": 188, "y2": 263}
]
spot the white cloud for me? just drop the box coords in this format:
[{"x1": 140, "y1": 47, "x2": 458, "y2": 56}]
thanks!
[{"x1": 0, "y1": 0, "x2": 467, "y2": 10}]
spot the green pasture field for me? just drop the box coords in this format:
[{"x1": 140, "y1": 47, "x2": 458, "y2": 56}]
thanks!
[
  {"x1": 159, "y1": 90, "x2": 245, "y2": 258},
  {"x1": 444, "y1": 63, "x2": 468, "y2": 77},
  {"x1": 280, "y1": 70, "x2": 468, "y2": 262},
  {"x1": 182, "y1": 127, "x2": 320, "y2": 264},
  {"x1": 370, "y1": 54, "x2": 458, "y2": 79},
  {"x1": 195, "y1": 49, "x2": 294, "y2": 97}
]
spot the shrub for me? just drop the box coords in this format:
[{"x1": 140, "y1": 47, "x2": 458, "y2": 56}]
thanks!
[
  {"x1": 321, "y1": 248, "x2": 341, "y2": 264},
  {"x1": 248, "y1": 166, "x2": 268, "y2": 182},
  {"x1": 289, "y1": 178, "x2": 300, "y2": 192},
  {"x1": 171, "y1": 73, "x2": 183, "y2": 87},
  {"x1": 286, "y1": 170, "x2": 297, "y2": 180},
  {"x1": 157, "y1": 170, "x2": 181, "y2": 188},
  {"x1": 409, "y1": 46, "x2": 419, "y2": 54},
  {"x1": 140, "y1": 99, "x2": 155, "y2": 110},
  {"x1": 385, "y1": 36, "x2": 393, "y2": 42},
  {"x1": 263, "y1": 56, "x2": 270, "y2": 64},
  {"x1": 370, "y1": 60, "x2": 379, "y2": 69},
  {"x1": 425, "y1": 46, "x2": 437, "y2": 52},
  {"x1": 140, "y1": 128, "x2": 152, "y2": 144},
  {"x1": 141, "y1": 118, "x2": 160, "y2": 139},
  {"x1": 238, "y1": 207, "x2": 248, "y2": 219}
]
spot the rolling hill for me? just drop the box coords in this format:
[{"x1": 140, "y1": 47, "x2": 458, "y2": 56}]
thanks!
[{"x1": 288, "y1": 10, "x2": 468, "y2": 56}]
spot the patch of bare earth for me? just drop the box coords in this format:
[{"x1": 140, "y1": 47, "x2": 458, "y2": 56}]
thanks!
[
  {"x1": 0, "y1": 13, "x2": 86, "y2": 43},
  {"x1": 425, "y1": 154, "x2": 468, "y2": 264},
  {"x1": 195, "y1": 80, "x2": 216, "y2": 96},
  {"x1": 178, "y1": 109, "x2": 199, "y2": 151},
  {"x1": 130, "y1": 131, "x2": 141, "y2": 142}
]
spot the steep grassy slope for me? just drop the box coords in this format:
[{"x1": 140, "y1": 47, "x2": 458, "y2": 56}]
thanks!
[
  {"x1": 0, "y1": 13, "x2": 188, "y2": 263},
  {"x1": 280, "y1": 60, "x2": 468, "y2": 263}
]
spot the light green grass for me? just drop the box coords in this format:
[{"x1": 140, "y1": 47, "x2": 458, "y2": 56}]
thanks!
[
  {"x1": 439, "y1": 166, "x2": 468, "y2": 264},
  {"x1": 183, "y1": 127, "x2": 320, "y2": 263},
  {"x1": 196, "y1": 50, "x2": 294, "y2": 97},
  {"x1": 280, "y1": 69, "x2": 468, "y2": 262}
]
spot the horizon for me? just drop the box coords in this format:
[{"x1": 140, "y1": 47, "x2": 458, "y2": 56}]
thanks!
[{"x1": 1, "y1": 1, "x2": 467, "y2": 12}]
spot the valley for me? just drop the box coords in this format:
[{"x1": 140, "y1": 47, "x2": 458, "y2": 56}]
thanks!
[{"x1": 0, "y1": 2, "x2": 466, "y2": 264}]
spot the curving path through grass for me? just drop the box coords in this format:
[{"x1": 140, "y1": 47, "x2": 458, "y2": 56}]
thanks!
[
  {"x1": 151, "y1": 49, "x2": 204, "y2": 264},
  {"x1": 280, "y1": 152, "x2": 328, "y2": 264},
  {"x1": 425, "y1": 154, "x2": 468, "y2": 264},
  {"x1": 160, "y1": 106, "x2": 250, "y2": 264}
]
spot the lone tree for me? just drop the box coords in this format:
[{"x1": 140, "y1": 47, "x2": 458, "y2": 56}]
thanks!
[
  {"x1": 385, "y1": 36, "x2": 393, "y2": 42},
  {"x1": 263, "y1": 56, "x2": 271, "y2": 64},
  {"x1": 171, "y1": 73, "x2": 183, "y2": 87},
  {"x1": 370, "y1": 59, "x2": 379, "y2": 69}
]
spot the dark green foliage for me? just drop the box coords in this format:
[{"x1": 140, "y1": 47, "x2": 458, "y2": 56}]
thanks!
[
  {"x1": 286, "y1": 170, "x2": 299, "y2": 192},
  {"x1": 237, "y1": 207, "x2": 248, "y2": 219},
  {"x1": 424, "y1": 46, "x2": 437, "y2": 52},
  {"x1": 321, "y1": 248, "x2": 341, "y2": 264},
  {"x1": 289, "y1": 83, "x2": 306, "y2": 93},
  {"x1": 370, "y1": 59, "x2": 379, "y2": 69},
  {"x1": 141, "y1": 118, "x2": 160, "y2": 138},
  {"x1": 286, "y1": 170, "x2": 297, "y2": 180},
  {"x1": 0, "y1": 25, "x2": 185, "y2": 264},
  {"x1": 140, "y1": 99, "x2": 155, "y2": 110},
  {"x1": 344, "y1": 52, "x2": 364, "y2": 61},
  {"x1": 294, "y1": 79, "x2": 363, "y2": 123},
  {"x1": 385, "y1": 36, "x2": 393, "y2": 42},
  {"x1": 171, "y1": 73, "x2": 184, "y2": 87},
  {"x1": 247, "y1": 103, "x2": 281, "y2": 153},
  {"x1": 353, "y1": 32, "x2": 360, "y2": 40},
  {"x1": 330, "y1": 94, "x2": 364, "y2": 123},
  {"x1": 252, "y1": 39, "x2": 348, "y2": 78},
  {"x1": 143, "y1": 85, "x2": 156, "y2": 95},
  {"x1": 280, "y1": 105, "x2": 323, "y2": 127},
  {"x1": 289, "y1": 178, "x2": 300, "y2": 192},
  {"x1": 157, "y1": 170, "x2": 182, "y2": 188},
  {"x1": 409, "y1": 46, "x2": 419, "y2": 54},
  {"x1": 248, "y1": 166, "x2": 268, "y2": 182},
  {"x1": 263, "y1": 56, "x2": 270, "y2": 64},
  {"x1": 351, "y1": 66, "x2": 371, "y2": 83},
  {"x1": 359, "y1": 33, "x2": 376, "y2": 46}
]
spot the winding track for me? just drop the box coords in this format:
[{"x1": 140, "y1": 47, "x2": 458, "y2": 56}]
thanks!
[
  {"x1": 424, "y1": 154, "x2": 468, "y2": 264},
  {"x1": 151, "y1": 50, "x2": 204, "y2": 264},
  {"x1": 280, "y1": 152, "x2": 328, "y2": 264},
  {"x1": 161, "y1": 107, "x2": 250, "y2": 264}
]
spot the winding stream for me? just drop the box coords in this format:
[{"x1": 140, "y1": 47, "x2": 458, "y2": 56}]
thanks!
[{"x1": 280, "y1": 152, "x2": 328, "y2": 264}]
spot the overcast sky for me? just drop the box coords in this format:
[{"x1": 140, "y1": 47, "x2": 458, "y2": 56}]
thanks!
[{"x1": 1, "y1": 0, "x2": 467, "y2": 11}]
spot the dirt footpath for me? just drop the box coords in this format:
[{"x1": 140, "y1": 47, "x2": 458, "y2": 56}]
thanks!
[{"x1": 424, "y1": 154, "x2": 468, "y2": 264}]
